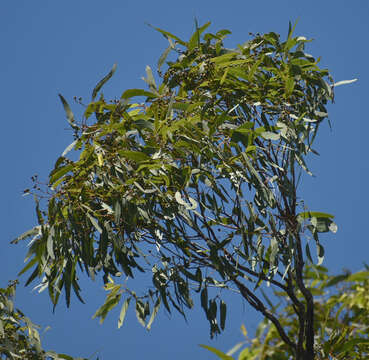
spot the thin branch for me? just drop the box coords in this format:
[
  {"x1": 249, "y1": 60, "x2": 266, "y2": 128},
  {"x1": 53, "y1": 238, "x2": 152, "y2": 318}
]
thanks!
[
  {"x1": 233, "y1": 278, "x2": 297, "y2": 353},
  {"x1": 223, "y1": 248, "x2": 288, "y2": 292}
]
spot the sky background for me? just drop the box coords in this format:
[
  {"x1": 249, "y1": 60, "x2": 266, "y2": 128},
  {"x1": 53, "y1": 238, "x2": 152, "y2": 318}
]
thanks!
[{"x1": 1, "y1": 1, "x2": 368, "y2": 359}]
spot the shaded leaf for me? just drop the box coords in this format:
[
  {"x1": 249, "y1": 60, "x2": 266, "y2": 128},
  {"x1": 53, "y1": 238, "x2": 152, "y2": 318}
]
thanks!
[{"x1": 92, "y1": 64, "x2": 117, "y2": 101}]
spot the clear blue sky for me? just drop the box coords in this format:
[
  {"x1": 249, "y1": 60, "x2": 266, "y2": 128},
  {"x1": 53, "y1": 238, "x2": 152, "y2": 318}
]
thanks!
[{"x1": 1, "y1": 1, "x2": 368, "y2": 359}]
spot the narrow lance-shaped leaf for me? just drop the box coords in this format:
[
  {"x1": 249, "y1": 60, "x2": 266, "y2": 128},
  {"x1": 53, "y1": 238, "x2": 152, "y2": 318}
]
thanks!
[
  {"x1": 121, "y1": 89, "x2": 158, "y2": 100},
  {"x1": 143, "y1": 65, "x2": 157, "y2": 92},
  {"x1": 58, "y1": 94, "x2": 79, "y2": 131},
  {"x1": 220, "y1": 300, "x2": 226, "y2": 330},
  {"x1": 146, "y1": 296, "x2": 161, "y2": 330},
  {"x1": 118, "y1": 297, "x2": 131, "y2": 329},
  {"x1": 297, "y1": 211, "x2": 334, "y2": 220},
  {"x1": 188, "y1": 21, "x2": 211, "y2": 50},
  {"x1": 316, "y1": 243, "x2": 324, "y2": 266},
  {"x1": 332, "y1": 78, "x2": 357, "y2": 87},
  {"x1": 158, "y1": 44, "x2": 173, "y2": 72},
  {"x1": 199, "y1": 345, "x2": 233, "y2": 360},
  {"x1": 11, "y1": 226, "x2": 41, "y2": 244},
  {"x1": 146, "y1": 23, "x2": 187, "y2": 46},
  {"x1": 92, "y1": 64, "x2": 117, "y2": 101}
]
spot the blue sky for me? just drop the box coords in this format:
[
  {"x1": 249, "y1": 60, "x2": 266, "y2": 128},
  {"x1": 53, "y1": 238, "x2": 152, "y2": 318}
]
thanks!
[{"x1": 1, "y1": 1, "x2": 368, "y2": 359}]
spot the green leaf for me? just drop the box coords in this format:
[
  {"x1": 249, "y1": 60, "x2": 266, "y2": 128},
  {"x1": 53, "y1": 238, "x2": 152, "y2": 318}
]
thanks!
[
  {"x1": 325, "y1": 274, "x2": 349, "y2": 288},
  {"x1": 47, "y1": 227, "x2": 55, "y2": 260},
  {"x1": 285, "y1": 76, "x2": 295, "y2": 97},
  {"x1": 339, "y1": 338, "x2": 369, "y2": 353},
  {"x1": 118, "y1": 297, "x2": 131, "y2": 329},
  {"x1": 92, "y1": 293, "x2": 121, "y2": 324},
  {"x1": 347, "y1": 271, "x2": 369, "y2": 282},
  {"x1": 188, "y1": 21, "x2": 211, "y2": 50},
  {"x1": 158, "y1": 44, "x2": 173, "y2": 72},
  {"x1": 49, "y1": 163, "x2": 74, "y2": 187},
  {"x1": 329, "y1": 221, "x2": 338, "y2": 233},
  {"x1": 146, "y1": 23, "x2": 187, "y2": 46},
  {"x1": 311, "y1": 217, "x2": 335, "y2": 233},
  {"x1": 86, "y1": 213, "x2": 102, "y2": 234},
  {"x1": 199, "y1": 345, "x2": 233, "y2": 360},
  {"x1": 18, "y1": 257, "x2": 38, "y2": 276},
  {"x1": 11, "y1": 226, "x2": 40, "y2": 244},
  {"x1": 118, "y1": 150, "x2": 150, "y2": 162},
  {"x1": 201, "y1": 287, "x2": 208, "y2": 312},
  {"x1": 121, "y1": 89, "x2": 158, "y2": 99},
  {"x1": 55, "y1": 354, "x2": 74, "y2": 360},
  {"x1": 261, "y1": 131, "x2": 280, "y2": 140},
  {"x1": 146, "y1": 296, "x2": 161, "y2": 330},
  {"x1": 220, "y1": 300, "x2": 226, "y2": 330},
  {"x1": 58, "y1": 94, "x2": 79, "y2": 131},
  {"x1": 92, "y1": 64, "x2": 117, "y2": 101},
  {"x1": 316, "y1": 243, "x2": 324, "y2": 265},
  {"x1": 143, "y1": 65, "x2": 157, "y2": 92},
  {"x1": 174, "y1": 191, "x2": 197, "y2": 210},
  {"x1": 297, "y1": 211, "x2": 334, "y2": 220},
  {"x1": 61, "y1": 140, "x2": 77, "y2": 157},
  {"x1": 332, "y1": 78, "x2": 357, "y2": 87},
  {"x1": 269, "y1": 237, "x2": 278, "y2": 266},
  {"x1": 135, "y1": 300, "x2": 147, "y2": 327},
  {"x1": 306, "y1": 243, "x2": 313, "y2": 264}
]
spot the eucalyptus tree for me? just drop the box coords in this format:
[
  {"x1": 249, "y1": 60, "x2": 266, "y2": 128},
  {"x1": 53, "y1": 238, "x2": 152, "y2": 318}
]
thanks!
[{"x1": 14, "y1": 22, "x2": 352, "y2": 359}]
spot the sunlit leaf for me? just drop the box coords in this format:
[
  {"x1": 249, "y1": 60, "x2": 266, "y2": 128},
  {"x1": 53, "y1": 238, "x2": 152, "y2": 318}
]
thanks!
[
  {"x1": 332, "y1": 78, "x2": 357, "y2": 87},
  {"x1": 58, "y1": 94, "x2": 79, "y2": 131},
  {"x1": 118, "y1": 297, "x2": 131, "y2": 329},
  {"x1": 199, "y1": 345, "x2": 233, "y2": 360},
  {"x1": 121, "y1": 89, "x2": 158, "y2": 99}
]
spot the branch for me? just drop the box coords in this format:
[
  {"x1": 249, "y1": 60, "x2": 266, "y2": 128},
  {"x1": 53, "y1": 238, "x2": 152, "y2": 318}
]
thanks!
[
  {"x1": 223, "y1": 248, "x2": 288, "y2": 292},
  {"x1": 290, "y1": 153, "x2": 315, "y2": 359},
  {"x1": 233, "y1": 278, "x2": 297, "y2": 353},
  {"x1": 294, "y1": 232, "x2": 315, "y2": 359}
]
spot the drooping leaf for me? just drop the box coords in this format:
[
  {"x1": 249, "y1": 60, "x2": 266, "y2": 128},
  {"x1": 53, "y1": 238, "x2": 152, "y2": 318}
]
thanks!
[
  {"x1": 220, "y1": 300, "x2": 226, "y2": 330},
  {"x1": 118, "y1": 297, "x2": 131, "y2": 329},
  {"x1": 58, "y1": 94, "x2": 79, "y2": 131},
  {"x1": 146, "y1": 296, "x2": 161, "y2": 330},
  {"x1": 199, "y1": 345, "x2": 233, "y2": 360}
]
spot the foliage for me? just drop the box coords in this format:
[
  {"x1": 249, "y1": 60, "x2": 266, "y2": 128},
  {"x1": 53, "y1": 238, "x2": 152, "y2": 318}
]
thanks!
[
  {"x1": 13, "y1": 21, "x2": 353, "y2": 358},
  {"x1": 0, "y1": 281, "x2": 89, "y2": 360},
  {"x1": 201, "y1": 266, "x2": 369, "y2": 359}
]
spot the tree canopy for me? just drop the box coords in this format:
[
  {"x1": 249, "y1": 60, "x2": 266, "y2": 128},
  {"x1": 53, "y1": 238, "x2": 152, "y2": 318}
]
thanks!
[{"x1": 12, "y1": 22, "x2": 357, "y2": 359}]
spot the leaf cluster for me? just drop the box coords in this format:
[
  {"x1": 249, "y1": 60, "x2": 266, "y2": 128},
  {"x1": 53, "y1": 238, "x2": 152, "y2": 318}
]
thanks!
[{"x1": 0, "y1": 281, "x2": 90, "y2": 360}]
